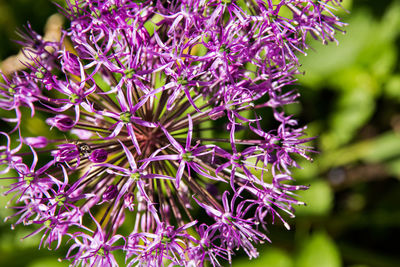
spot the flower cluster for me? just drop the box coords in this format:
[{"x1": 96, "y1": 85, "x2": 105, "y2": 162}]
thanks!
[{"x1": 0, "y1": 0, "x2": 344, "y2": 266}]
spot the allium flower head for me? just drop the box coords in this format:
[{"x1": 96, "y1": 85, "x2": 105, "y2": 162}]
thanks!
[{"x1": 0, "y1": 0, "x2": 344, "y2": 266}]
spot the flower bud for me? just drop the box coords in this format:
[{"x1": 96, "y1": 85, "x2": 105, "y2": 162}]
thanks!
[
  {"x1": 61, "y1": 51, "x2": 81, "y2": 76},
  {"x1": 24, "y1": 136, "x2": 48, "y2": 148},
  {"x1": 89, "y1": 149, "x2": 108, "y2": 163},
  {"x1": 46, "y1": 115, "x2": 75, "y2": 131},
  {"x1": 103, "y1": 185, "x2": 118, "y2": 201}
]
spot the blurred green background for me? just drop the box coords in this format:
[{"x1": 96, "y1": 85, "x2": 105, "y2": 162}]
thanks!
[{"x1": 1, "y1": 0, "x2": 400, "y2": 266}]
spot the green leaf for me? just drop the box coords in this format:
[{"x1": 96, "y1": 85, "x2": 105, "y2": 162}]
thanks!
[
  {"x1": 319, "y1": 132, "x2": 400, "y2": 170},
  {"x1": 321, "y1": 86, "x2": 375, "y2": 150},
  {"x1": 296, "y1": 180, "x2": 333, "y2": 216},
  {"x1": 363, "y1": 132, "x2": 400, "y2": 163},
  {"x1": 28, "y1": 258, "x2": 68, "y2": 267},
  {"x1": 296, "y1": 231, "x2": 341, "y2": 267},
  {"x1": 234, "y1": 247, "x2": 293, "y2": 267},
  {"x1": 387, "y1": 158, "x2": 400, "y2": 179},
  {"x1": 298, "y1": 11, "x2": 374, "y2": 87},
  {"x1": 291, "y1": 159, "x2": 319, "y2": 181},
  {"x1": 384, "y1": 75, "x2": 400, "y2": 100}
]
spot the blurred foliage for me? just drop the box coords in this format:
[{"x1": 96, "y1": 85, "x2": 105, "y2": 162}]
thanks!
[
  {"x1": 1, "y1": 0, "x2": 400, "y2": 266},
  {"x1": 0, "y1": 0, "x2": 58, "y2": 59}
]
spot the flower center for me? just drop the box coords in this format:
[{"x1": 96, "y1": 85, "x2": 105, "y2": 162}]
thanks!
[
  {"x1": 182, "y1": 151, "x2": 192, "y2": 162},
  {"x1": 120, "y1": 111, "x2": 132, "y2": 123},
  {"x1": 69, "y1": 93, "x2": 80, "y2": 104},
  {"x1": 124, "y1": 68, "x2": 135, "y2": 79},
  {"x1": 130, "y1": 172, "x2": 141, "y2": 181}
]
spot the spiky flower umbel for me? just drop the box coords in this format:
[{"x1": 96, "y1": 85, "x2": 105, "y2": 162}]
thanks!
[{"x1": 0, "y1": 0, "x2": 344, "y2": 266}]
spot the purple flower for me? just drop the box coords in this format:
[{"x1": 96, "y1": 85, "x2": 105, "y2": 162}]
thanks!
[{"x1": 0, "y1": 0, "x2": 344, "y2": 266}]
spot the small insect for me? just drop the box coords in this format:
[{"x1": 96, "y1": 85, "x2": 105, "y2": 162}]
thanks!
[
  {"x1": 75, "y1": 141, "x2": 92, "y2": 157},
  {"x1": 63, "y1": 135, "x2": 92, "y2": 157}
]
